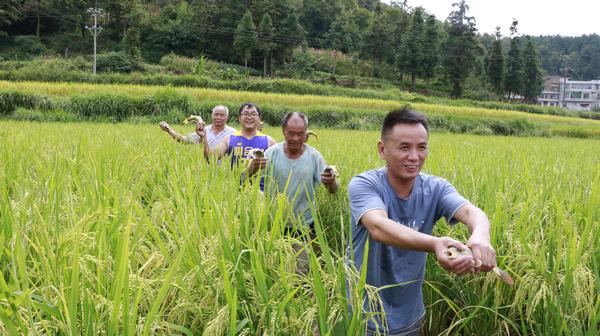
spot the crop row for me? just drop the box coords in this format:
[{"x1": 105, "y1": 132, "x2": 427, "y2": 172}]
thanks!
[
  {"x1": 1, "y1": 122, "x2": 598, "y2": 334},
  {"x1": 1, "y1": 81, "x2": 600, "y2": 138}
]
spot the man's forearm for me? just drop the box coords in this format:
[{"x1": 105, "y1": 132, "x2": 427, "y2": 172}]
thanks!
[
  {"x1": 166, "y1": 128, "x2": 189, "y2": 143},
  {"x1": 462, "y1": 205, "x2": 491, "y2": 241},
  {"x1": 364, "y1": 212, "x2": 438, "y2": 252}
]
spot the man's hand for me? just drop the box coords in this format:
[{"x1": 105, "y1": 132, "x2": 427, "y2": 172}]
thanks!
[
  {"x1": 247, "y1": 157, "x2": 268, "y2": 175},
  {"x1": 320, "y1": 170, "x2": 338, "y2": 194},
  {"x1": 434, "y1": 237, "x2": 475, "y2": 276},
  {"x1": 467, "y1": 237, "x2": 496, "y2": 273},
  {"x1": 159, "y1": 121, "x2": 170, "y2": 132},
  {"x1": 195, "y1": 122, "x2": 206, "y2": 139},
  {"x1": 320, "y1": 170, "x2": 336, "y2": 186}
]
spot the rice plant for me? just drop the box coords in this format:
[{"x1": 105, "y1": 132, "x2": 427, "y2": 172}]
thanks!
[{"x1": 0, "y1": 121, "x2": 598, "y2": 335}]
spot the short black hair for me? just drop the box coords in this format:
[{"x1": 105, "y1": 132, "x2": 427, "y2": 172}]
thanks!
[
  {"x1": 281, "y1": 111, "x2": 308, "y2": 130},
  {"x1": 238, "y1": 102, "x2": 262, "y2": 116},
  {"x1": 381, "y1": 108, "x2": 428, "y2": 139}
]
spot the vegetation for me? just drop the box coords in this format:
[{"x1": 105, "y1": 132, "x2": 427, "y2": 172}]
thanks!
[
  {"x1": 2, "y1": 0, "x2": 587, "y2": 102},
  {"x1": 2, "y1": 80, "x2": 600, "y2": 138},
  {"x1": 0, "y1": 122, "x2": 598, "y2": 334}
]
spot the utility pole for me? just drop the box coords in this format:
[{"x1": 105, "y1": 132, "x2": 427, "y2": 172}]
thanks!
[
  {"x1": 86, "y1": 8, "x2": 103, "y2": 75},
  {"x1": 560, "y1": 57, "x2": 570, "y2": 108}
]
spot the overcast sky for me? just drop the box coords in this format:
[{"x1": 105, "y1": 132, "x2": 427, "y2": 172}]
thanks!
[{"x1": 382, "y1": 0, "x2": 600, "y2": 37}]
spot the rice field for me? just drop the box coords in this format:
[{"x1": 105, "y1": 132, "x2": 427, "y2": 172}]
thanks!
[
  {"x1": 0, "y1": 121, "x2": 599, "y2": 335},
  {"x1": 3, "y1": 80, "x2": 600, "y2": 128}
]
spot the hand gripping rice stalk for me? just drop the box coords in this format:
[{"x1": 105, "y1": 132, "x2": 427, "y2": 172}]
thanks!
[
  {"x1": 323, "y1": 165, "x2": 339, "y2": 177},
  {"x1": 246, "y1": 148, "x2": 265, "y2": 170},
  {"x1": 444, "y1": 246, "x2": 514, "y2": 285},
  {"x1": 183, "y1": 115, "x2": 204, "y2": 125}
]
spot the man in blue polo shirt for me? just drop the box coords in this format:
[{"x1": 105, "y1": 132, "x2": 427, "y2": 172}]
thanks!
[{"x1": 348, "y1": 108, "x2": 497, "y2": 335}]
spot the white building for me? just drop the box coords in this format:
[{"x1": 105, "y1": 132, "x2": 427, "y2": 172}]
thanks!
[{"x1": 538, "y1": 76, "x2": 600, "y2": 111}]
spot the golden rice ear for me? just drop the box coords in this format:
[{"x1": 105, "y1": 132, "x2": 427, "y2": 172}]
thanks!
[
  {"x1": 324, "y1": 165, "x2": 340, "y2": 177},
  {"x1": 183, "y1": 115, "x2": 204, "y2": 125},
  {"x1": 251, "y1": 148, "x2": 264, "y2": 158},
  {"x1": 306, "y1": 130, "x2": 318, "y2": 141}
]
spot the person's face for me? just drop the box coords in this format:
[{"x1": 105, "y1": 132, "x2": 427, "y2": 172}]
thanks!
[
  {"x1": 211, "y1": 108, "x2": 228, "y2": 127},
  {"x1": 283, "y1": 115, "x2": 307, "y2": 152},
  {"x1": 378, "y1": 123, "x2": 428, "y2": 183},
  {"x1": 239, "y1": 106, "x2": 260, "y2": 130}
]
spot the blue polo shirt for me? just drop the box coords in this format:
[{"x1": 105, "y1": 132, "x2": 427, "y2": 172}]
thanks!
[{"x1": 348, "y1": 168, "x2": 468, "y2": 334}]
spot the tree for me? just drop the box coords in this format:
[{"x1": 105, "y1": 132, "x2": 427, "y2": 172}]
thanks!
[
  {"x1": 233, "y1": 10, "x2": 258, "y2": 74},
  {"x1": 22, "y1": 0, "x2": 50, "y2": 38},
  {"x1": 522, "y1": 36, "x2": 543, "y2": 103},
  {"x1": 278, "y1": 12, "x2": 304, "y2": 64},
  {"x1": 487, "y1": 26, "x2": 504, "y2": 95},
  {"x1": 258, "y1": 12, "x2": 275, "y2": 77},
  {"x1": 504, "y1": 19, "x2": 523, "y2": 100},
  {"x1": 421, "y1": 14, "x2": 439, "y2": 88},
  {"x1": 441, "y1": 0, "x2": 478, "y2": 98},
  {"x1": 324, "y1": 11, "x2": 360, "y2": 77},
  {"x1": 299, "y1": 0, "x2": 343, "y2": 47},
  {"x1": 0, "y1": 0, "x2": 20, "y2": 28},
  {"x1": 575, "y1": 43, "x2": 600, "y2": 80},
  {"x1": 399, "y1": 7, "x2": 425, "y2": 90},
  {"x1": 362, "y1": 3, "x2": 389, "y2": 77},
  {"x1": 122, "y1": 0, "x2": 143, "y2": 66}
]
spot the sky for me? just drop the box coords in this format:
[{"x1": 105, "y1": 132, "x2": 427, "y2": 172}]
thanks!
[{"x1": 382, "y1": 0, "x2": 600, "y2": 37}]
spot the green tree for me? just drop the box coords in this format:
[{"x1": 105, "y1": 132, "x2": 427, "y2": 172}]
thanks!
[
  {"x1": 522, "y1": 36, "x2": 543, "y2": 103},
  {"x1": 299, "y1": 0, "x2": 343, "y2": 46},
  {"x1": 399, "y1": 7, "x2": 425, "y2": 90},
  {"x1": 487, "y1": 26, "x2": 504, "y2": 95},
  {"x1": 575, "y1": 43, "x2": 600, "y2": 80},
  {"x1": 233, "y1": 10, "x2": 258, "y2": 74},
  {"x1": 362, "y1": 3, "x2": 389, "y2": 77},
  {"x1": 121, "y1": 0, "x2": 143, "y2": 66},
  {"x1": 0, "y1": 0, "x2": 20, "y2": 28},
  {"x1": 504, "y1": 19, "x2": 523, "y2": 100},
  {"x1": 324, "y1": 11, "x2": 360, "y2": 77},
  {"x1": 441, "y1": 0, "x2": 478, "y2": 98},
  {"x1": 258, "y1": 12, "x2": 275, "y2": 77},
  {"x1": 278, "y1": 12, "x2": 304, "y2": 64},
  {"x1": 421, "y1": 14, "x2": 439, "y2": 88},
  {"x1": 22, "y1": 0, "x2": 50, "y2": 38}
]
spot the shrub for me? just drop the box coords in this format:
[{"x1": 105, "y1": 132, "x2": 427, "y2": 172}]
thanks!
[
  {"x1": 13, "y1": 35, "x2": 47, "y2": 56},
  {"x1": 66, "y1": 94, "x2": 137, "y2": 120},
  {"x1": 0, "y1": 90, "x2": 54, "y2": 115},
  {"x1": 96, "y1": 52, "x2": 134, "y2": 73},
  {"x1": 159, "y1": 53, "x2": 196, "y2": 74},
  {"x1": 12, "y1": 107, "x2": 77, "y2": 122}
]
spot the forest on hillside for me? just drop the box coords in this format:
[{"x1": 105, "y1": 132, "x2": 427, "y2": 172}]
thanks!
[{"x1": 1, "y1": 0, "x2": 599, "y2": 100}]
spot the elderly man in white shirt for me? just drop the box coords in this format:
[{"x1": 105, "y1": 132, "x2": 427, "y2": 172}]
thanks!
[{"x1": 159, "y1": 105, "x2": 236, "y2": 149}]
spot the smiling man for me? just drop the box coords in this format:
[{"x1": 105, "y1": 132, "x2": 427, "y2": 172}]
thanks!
[
  {"x1": 348, "y1": 108, "x2": 497, "y2": 336},
  {"x1": 159, "y1": 105, "x2": 235, "y2": 148},
  {"x1": 262, "y1": 112, "x2": 338, "y2": 233},
  {"x1": 198, "y1": 102, "x2": 276, "y2": 188}
]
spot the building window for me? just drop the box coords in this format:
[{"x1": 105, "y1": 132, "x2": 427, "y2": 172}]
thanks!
[
  {"x1": 583, "y1": 93, "x2": 590, "y2": 99},
  {"x1": 580, "y1": 103, "x2": 589, "y2": 108},
  {"x1": 571, "y1": 92, "x2": 582, "y2": 99}
]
